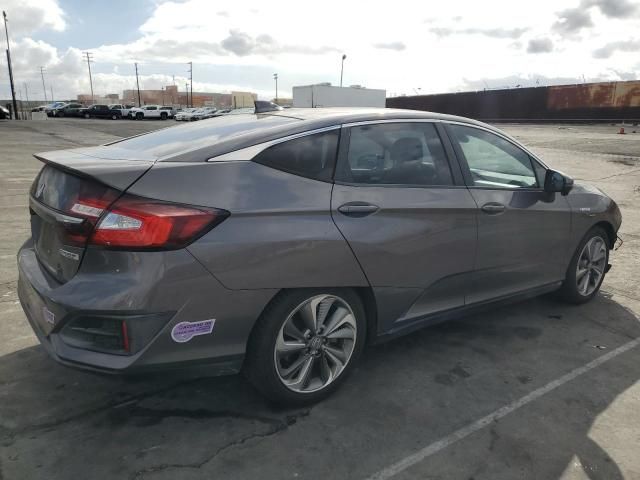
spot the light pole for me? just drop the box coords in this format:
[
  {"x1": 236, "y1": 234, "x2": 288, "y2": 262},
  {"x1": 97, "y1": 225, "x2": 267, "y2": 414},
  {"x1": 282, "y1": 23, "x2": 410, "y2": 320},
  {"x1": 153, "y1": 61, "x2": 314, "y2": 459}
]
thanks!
[
  {"x1": 3, "y1": 11, "x2": 18, "y2": 119},
  {"x1": 40, "y1": 66, "x2": 47, "y2": 102},
  {"x1": 273, "y1": 73, "x2": 278, "y2": 103},
  {"x1": 340, "y1": 54, "x2": 346, "y2": 87},
  {"x1": 187, "y1": 62, "x2": 193, "y2": 108}
]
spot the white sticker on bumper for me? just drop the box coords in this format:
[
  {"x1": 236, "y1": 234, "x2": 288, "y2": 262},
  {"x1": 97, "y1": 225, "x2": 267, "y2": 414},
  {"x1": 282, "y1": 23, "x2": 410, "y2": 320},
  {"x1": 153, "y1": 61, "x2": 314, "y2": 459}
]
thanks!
[{"x1": 171, "y1": 319, "x2": 216, "y2": 343}]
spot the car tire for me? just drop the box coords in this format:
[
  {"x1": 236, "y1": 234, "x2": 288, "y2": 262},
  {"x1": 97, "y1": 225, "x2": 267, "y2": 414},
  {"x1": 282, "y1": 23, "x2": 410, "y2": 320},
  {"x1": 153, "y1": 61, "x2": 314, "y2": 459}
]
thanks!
[
  {"x1": 111, "y1": 114, "x2": 118, "y2": 120},
  {"x1": 160, "y1": 112, "x2": 168, "y2": 120},
  {"x1": 58, "y1": 111, "x2": 64, "y2": 118},
  {"x1": 558, "y1": 226, "x2": 610, "y2": 304},
  {"x1": 244, "y1": 288, "x2": 366, "y2": 406},
  {"x1": 136, "y1": 112, "x2": 143, "y2": 120},
  {"x1": 83, "y1": 113, "x2": 90, "y2": 119}
]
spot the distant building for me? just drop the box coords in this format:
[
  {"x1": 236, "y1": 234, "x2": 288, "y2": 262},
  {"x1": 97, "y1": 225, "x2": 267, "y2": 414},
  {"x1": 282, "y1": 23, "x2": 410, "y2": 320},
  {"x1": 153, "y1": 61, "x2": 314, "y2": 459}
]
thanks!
[
  {"x1": 293, "y1": 83, "x2": 386, "y2": 108},
  {"x1": 77, "y1": 94, "x2": 120, "y2": 105},
  {"x1": 121, "y1": 85, "x2": 236, "y2": 108},
  {"x1": 231, "y1": 91, "x2": 258, "y2": 109}
]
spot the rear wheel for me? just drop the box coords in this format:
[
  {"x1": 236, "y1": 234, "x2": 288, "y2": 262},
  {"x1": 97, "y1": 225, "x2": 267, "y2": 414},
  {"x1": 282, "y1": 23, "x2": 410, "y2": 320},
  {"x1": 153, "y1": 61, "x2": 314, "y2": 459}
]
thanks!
[
  {"x1": 83, "y1": 112, "x2": 90, "y2": 119},
  {"x1": 559, "y1": 227, "x2": 609, "y2": 304},
  {"x1": 244, "y1": 289, "x2": 366, "y2": 405}
]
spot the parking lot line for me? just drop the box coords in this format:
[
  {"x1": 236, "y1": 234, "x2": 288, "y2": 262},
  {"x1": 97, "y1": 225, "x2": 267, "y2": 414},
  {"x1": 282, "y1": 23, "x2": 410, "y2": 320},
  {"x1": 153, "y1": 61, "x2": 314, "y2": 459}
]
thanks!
[{"x1": 365, "y1": 336, "x2": 640, "y2": 480}]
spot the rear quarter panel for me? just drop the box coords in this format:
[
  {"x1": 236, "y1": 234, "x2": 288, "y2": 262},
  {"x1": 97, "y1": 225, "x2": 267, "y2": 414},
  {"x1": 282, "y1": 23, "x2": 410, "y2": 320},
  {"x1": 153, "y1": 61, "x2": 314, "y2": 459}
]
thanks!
[{"x1": 126, "y1": 161, "x2": 368, "y2": 289}]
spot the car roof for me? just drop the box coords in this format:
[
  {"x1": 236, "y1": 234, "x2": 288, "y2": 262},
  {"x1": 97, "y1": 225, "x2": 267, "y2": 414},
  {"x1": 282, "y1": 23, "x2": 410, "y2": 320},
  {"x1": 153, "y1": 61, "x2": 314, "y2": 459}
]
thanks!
[{"x1": 110, "y1": 107, "x2": 501, "y2": 162}]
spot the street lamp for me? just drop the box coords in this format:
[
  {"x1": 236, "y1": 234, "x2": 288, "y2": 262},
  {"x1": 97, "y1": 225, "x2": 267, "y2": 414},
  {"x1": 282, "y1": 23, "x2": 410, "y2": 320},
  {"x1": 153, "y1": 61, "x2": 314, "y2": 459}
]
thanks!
[
  {"x1": 273, "y1": 73, "x2": 278, "y2": 103},
  {"x1": 340, "y1": 54, "x2": 347, "y2": 87}
]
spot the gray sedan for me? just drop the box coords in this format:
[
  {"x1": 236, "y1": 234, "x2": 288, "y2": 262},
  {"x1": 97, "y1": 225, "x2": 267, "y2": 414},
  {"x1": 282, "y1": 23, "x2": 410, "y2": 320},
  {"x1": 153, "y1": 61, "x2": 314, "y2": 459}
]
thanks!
[{"x1": 17, "y1": 108, "x2": 621, "y2": 405}]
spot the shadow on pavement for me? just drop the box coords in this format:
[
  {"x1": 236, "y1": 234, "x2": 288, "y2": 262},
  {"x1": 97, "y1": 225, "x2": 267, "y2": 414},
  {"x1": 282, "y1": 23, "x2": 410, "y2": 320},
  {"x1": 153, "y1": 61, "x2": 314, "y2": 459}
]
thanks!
[{"x1": 0, "y1": 293, "x2": 638, "y2": 479}]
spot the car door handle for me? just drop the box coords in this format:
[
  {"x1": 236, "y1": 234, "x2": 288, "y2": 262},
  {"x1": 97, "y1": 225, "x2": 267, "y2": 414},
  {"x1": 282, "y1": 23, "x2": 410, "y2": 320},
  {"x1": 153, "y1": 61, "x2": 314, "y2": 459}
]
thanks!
[
  {"x1": 338, "y1": 203, "x2": 379, "y2": 217},
  {"x1": 481, "y1": 203, "x2": 506, "y2": 215}
]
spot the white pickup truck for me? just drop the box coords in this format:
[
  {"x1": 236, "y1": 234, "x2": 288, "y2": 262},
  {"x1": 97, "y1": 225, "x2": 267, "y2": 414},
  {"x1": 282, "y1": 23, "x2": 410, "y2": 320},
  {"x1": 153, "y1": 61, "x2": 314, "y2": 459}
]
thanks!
[
  {"x1": 108, "y1": 104, "x2": 135, "y2": 118},
  {"x1": 128, "y1": 105, "x2": 175, "y2": 120}
]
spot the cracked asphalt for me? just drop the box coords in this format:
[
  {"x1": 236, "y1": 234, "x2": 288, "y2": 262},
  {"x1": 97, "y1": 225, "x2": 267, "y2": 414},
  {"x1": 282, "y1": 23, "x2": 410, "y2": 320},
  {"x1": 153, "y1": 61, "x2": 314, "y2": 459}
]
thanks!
[{"x1": 1, "y1": 118, "x2": 639, "y2": 480}]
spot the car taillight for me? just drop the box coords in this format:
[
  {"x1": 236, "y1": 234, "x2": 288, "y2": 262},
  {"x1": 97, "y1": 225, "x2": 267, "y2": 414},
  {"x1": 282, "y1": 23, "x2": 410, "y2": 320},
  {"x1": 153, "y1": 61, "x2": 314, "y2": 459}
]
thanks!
[{"x1": 89, "y1": 194, "x2": 228, "y2": 249}]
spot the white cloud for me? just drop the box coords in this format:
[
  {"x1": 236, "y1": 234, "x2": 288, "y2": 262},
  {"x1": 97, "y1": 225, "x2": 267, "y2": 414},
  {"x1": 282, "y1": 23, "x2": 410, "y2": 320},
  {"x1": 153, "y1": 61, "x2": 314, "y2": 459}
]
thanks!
[
  {"x1": 1, "y1": 0, "x2": 65, "y2": 36},
  {"x1": 2, "y1": 0, "x2": 640, "y2": 100}
]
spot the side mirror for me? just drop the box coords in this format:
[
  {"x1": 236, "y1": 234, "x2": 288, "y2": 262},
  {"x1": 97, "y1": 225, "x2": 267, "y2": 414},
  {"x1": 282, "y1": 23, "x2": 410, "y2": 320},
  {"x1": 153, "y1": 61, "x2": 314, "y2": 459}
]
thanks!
[{"x1": 544, "y1": 169, "x2": 574, "y2": 196}]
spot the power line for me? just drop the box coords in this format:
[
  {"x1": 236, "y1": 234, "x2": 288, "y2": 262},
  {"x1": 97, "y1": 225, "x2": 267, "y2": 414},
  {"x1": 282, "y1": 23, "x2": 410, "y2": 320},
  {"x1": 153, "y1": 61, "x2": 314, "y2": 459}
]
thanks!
[
  {"x1": 83, "y1": 51, "x2": 94, "y2": 103},
  {"x1": 39, "y1": 66, "x2": 47, "y2": 102}
]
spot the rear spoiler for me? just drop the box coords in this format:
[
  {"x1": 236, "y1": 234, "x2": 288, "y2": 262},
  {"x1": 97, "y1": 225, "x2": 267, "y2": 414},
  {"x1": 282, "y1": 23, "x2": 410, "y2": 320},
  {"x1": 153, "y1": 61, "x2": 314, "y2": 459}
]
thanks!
[{"x1": 33, "y1": 147, "x2": 155, "y2": 191}]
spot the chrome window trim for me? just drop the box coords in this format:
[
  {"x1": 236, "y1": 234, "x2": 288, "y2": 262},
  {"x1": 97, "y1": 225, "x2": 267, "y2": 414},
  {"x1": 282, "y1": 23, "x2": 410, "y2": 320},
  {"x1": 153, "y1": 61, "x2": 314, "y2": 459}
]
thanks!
[
  {"x1": 207, "y1": 118, "x2": 549, "y2": 170},
  {"x1": 207, "y1": 125, "x2": 341, "y2": 162}
]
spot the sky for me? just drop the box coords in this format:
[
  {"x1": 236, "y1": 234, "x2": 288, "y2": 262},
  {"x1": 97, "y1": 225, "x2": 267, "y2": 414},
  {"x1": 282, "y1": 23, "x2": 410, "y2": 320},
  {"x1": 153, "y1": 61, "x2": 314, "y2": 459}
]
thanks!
[{"x1": 0, "y1": 0, "x2": 639, "y2": 102}]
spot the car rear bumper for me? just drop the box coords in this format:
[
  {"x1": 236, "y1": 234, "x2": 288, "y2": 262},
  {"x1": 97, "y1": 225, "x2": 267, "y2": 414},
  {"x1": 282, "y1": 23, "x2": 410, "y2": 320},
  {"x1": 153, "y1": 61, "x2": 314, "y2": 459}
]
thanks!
[{"x1": 17, "y1": 239, "x2": 277, "y2": 375}]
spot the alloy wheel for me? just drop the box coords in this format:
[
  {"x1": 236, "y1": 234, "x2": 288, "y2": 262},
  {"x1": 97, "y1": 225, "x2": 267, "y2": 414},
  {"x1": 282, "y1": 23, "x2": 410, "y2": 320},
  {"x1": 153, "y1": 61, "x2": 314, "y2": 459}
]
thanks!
[
  {"x1": 274, "y1": 294, "x2": 357, "y2": 393},
  {"x1": 576, "y1": 236, "x2": 607, "y2": 296}
]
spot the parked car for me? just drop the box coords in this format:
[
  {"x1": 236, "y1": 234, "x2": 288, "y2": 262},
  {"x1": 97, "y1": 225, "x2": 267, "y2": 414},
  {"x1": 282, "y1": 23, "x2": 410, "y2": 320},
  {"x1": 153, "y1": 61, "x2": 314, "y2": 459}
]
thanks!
[
  {"x1": 80, "y1": 104, "x2": 122, "y2": 120},
  {"x1": 190, "y1": 107, "x2": 218, "y2": 121},
  {"x1": 108, "y1": 104, "x2": 135, "y2": 118},
  {"x1": 31, "y1": 105, "x2": 48, "y2": 112},
  {"x1": 18, "y1": 108, "x2": 621, "y2": 405},
  {"x1": 45, "y1": 102, "x2": 67, "y2": 116},
  {"x1": 50, "y1": 103, "x2": 85, "y2": 117},
  {"x1": 174, "y1": 108, "x2": 198, "y2": 121},
  {"x1": 0, "y1": 105, "x2": 10, "y2": 119},
  {"x1": 128, "y1": 105, "x2": 174, "y2": 120}
]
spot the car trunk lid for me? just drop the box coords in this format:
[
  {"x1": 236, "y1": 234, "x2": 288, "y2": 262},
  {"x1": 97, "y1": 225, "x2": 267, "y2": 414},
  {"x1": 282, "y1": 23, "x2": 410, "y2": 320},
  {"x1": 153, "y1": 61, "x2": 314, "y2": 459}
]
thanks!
[{"x1": 29, "y1": 147, "x2": 155, "y2": 283}]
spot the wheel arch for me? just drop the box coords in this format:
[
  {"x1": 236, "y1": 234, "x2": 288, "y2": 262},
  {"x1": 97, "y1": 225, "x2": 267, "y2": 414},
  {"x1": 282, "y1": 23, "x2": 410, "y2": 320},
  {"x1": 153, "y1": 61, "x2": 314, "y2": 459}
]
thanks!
[{"x1": 593, "y1": 220, "x2": 616, "y2": 249}]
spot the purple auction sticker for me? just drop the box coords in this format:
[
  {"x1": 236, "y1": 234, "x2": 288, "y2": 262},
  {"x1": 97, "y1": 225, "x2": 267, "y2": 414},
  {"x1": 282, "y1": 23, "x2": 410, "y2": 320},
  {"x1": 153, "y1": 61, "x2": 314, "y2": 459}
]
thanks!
[{"x1": 171, "y1": 319, "x2": 216, "y2": 343}]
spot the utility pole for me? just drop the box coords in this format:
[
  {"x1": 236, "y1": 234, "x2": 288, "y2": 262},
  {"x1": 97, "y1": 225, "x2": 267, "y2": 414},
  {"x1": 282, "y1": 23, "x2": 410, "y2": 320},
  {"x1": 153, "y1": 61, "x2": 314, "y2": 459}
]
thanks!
[
  {"x1": 3, "y1": 11, "x2": 19, "y2": 119},
  {"x1": 134, "y1": 62, "x2": 141, "y2": 107},
  {"x1": 50, "y1": 86, "x2": 54, "y2": 103},
  {"x1": 40, "y1": 66, "x2": 47, "y2": 102},
  {"x1": 273, "y1": 73, "x2": 278, "y2": 103},
  {"x1": 185, "y1": 82, "x2": 189, "y2": 108},
  {"x1": 340, "y1": 54, "x2": 347, "y2": 88},
  {"x1": 187, "y1": 62, "x2": 193, "y2": 108},
  {"x1": 23, "y1": 82, "x2": 29, "y2": 113},
  {"x1": 83, "y1": 51, "x2": 94, "y2": 103}
]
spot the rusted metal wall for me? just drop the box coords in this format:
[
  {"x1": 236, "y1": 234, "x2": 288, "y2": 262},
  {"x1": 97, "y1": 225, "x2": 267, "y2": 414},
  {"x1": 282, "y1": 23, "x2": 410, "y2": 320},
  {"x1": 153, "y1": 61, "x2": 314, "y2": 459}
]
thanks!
[{"x1": 387, "y1": 81, "x2": 640, "y2": 121}]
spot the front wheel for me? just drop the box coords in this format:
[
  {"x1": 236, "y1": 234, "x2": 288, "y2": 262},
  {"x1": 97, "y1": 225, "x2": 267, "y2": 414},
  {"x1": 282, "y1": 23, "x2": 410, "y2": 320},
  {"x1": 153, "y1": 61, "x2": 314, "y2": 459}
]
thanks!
[
  {"x1": 559, "y1": 227, "x2": 610, "y2": 304},
  {"x1": 244, "y1": 289, "x2": 366, "y2": 405},
  {"x1": 111, "y1": 114, "x2": 118, "y2": 120},
  {"x1": 135, "y1": 112, "x2": 143, "y2": 120},
  {"x1": 160, "y1": 112, "x2": 168, "y2": 120}
]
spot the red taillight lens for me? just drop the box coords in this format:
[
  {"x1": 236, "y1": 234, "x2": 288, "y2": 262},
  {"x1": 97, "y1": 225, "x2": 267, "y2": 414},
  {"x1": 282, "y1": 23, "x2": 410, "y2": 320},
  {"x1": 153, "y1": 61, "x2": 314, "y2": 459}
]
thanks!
[{"x1": 89, "y1": 194, "x2": 228, "y2": 249}]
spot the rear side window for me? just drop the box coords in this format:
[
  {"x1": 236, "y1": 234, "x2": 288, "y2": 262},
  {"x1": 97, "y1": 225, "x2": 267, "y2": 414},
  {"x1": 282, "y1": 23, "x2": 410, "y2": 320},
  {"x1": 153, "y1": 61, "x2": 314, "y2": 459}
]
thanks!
[
  {"x1": 336, "y1": 122, "x2": 453, "y2": 186},
  {"x1": 252, "y1": 130, "x2": 340, "y2": 182}
]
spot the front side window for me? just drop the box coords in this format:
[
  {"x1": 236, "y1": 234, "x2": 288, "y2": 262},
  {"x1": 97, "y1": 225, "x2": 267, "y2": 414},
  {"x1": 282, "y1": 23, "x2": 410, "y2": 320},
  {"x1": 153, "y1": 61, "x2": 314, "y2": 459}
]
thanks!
[
  {"x1": 336, "y1": 122, "x2": 453, "y2": 186},
  {"x1": 449, "y1": 124, "x2": 538, "y2": 189},
  {"x1": 252, "y1": 130, "x2": 339, "y2": 182},
  {"x1": 146, "y1": 106, "x2": 157, "y2": 111}
]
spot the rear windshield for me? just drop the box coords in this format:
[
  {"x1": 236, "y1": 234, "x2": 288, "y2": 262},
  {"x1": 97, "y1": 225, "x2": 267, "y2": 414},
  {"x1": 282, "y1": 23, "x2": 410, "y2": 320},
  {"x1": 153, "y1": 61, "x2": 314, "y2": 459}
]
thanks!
[{"x1": 111, "y1": 114, "x2": 299, "y2": 158}]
